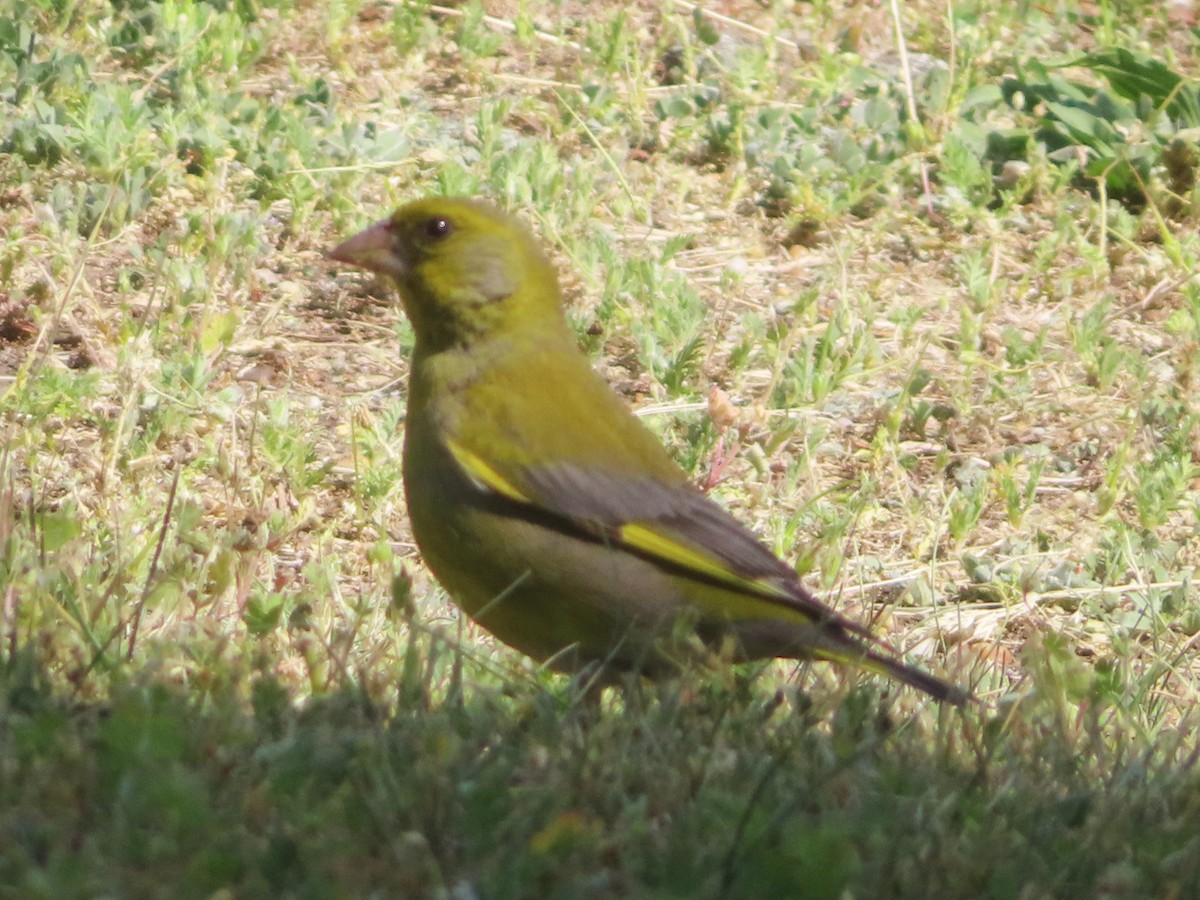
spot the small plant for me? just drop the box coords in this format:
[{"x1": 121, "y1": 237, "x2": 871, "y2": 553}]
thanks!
[{"x1": 990, "y1": 49, "x2": 1200, "y2": 207}]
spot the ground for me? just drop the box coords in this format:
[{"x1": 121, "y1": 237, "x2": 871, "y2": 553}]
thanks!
[{"x1": 1, "y1": 1, "x2": 1199, "y2": 897}]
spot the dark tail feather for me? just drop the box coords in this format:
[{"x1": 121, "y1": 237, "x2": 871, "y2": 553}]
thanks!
[
  {"x1": 858, "y1": 646, "x2": 972, "y2": 705},
  {"x1": 733, "y1": 618, "x2": 973, "y2": 705},
  {"x1": 803, "y1": 628, "x2": 972, "y2": 705}
]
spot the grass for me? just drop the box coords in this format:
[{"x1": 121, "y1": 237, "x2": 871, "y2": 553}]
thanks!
[{"x1": 2, "y1": 0, "x2": 1200, "y2": 896}]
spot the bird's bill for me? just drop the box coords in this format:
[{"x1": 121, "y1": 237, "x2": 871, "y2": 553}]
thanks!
[{"x1": 329, "y1": 219, "x2": 406, "y2": 278}]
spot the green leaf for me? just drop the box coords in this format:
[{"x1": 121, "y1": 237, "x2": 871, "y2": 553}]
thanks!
[
  {"x1": 244, "y1": 592, "x2": 286, "y2": 636},
  {"x1": 38, "y1": 510, "x2": 81, "y2": 552},
  {"x1": 692, "y1": 8, "x2": 720, "y2": 46},
  {"x1": 1043, "y1": 101, "x2": 1121, "y2": 149},
  {"x1": 1071, "y1": 48, "x2": 1181, "y2": 105}
]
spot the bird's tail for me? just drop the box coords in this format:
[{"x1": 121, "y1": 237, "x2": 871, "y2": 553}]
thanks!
[
  {"x1": 787, "y1": 624, "x2": 972, "y2": 705},
  {"x1": 854, "y1": 645, "x2": 971, "y2": 706}
]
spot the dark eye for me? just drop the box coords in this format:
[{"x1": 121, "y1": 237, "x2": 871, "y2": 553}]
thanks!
[{"x1": 425, "y1": 216, "x2": 452, "y2": 239}]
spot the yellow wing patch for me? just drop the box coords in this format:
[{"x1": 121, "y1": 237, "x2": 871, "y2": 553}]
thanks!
[
  {"x1": 619, "y1": 523, "x2": 791, "y2": 601},
  {"x1": 446, "y1": 439, "x2": 531, "y2": 503}
]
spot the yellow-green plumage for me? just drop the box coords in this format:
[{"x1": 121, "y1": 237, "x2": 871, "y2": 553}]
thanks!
[{"x1": 331, "y1": 198, "x2": 967, "y2": 704}]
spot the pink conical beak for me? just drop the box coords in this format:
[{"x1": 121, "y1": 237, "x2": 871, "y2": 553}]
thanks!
[{"x1": 328, "y1": 218, "x2": 406, "y2": 278}]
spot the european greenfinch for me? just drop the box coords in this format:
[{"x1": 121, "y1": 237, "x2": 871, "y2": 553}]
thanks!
[{"x1": 331, "y1": 198, "x2": 966, "y2": 704}]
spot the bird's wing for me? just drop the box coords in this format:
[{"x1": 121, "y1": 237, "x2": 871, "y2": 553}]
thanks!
[
  {"x1": 446, "y1": 437, "x2": 969, "y2": 704},
  {"x1": 445, "y1": 438, "x2": 872, "y2": 637}
]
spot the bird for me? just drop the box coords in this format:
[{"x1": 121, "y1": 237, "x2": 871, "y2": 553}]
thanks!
[{"x1": 330, "y1": 197, "x2": 967, "y2": 704}]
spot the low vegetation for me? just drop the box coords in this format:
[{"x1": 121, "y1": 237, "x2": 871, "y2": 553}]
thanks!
[{"x1": 2, "y1": 1, "x2": 1198, "y2": 896}]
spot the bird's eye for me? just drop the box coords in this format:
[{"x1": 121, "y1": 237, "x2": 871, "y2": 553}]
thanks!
[{"x1": 425, "y1": 217, "x2": 453, "y2": 240}]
